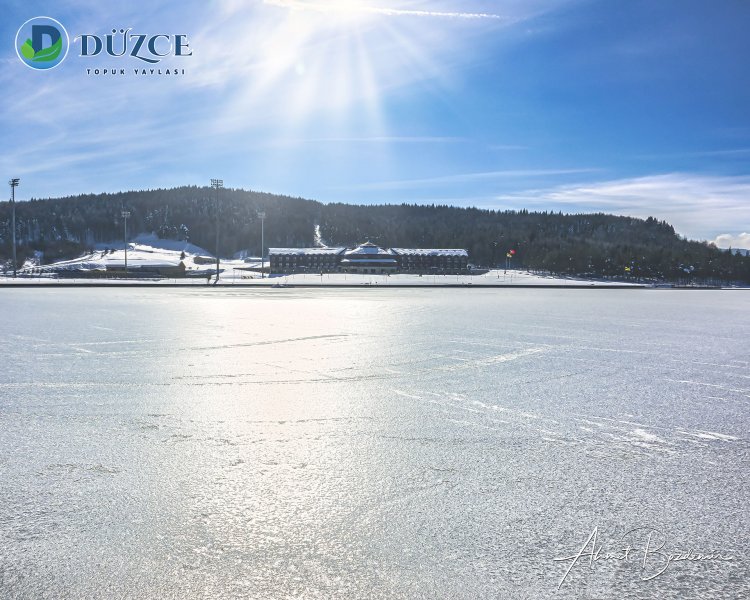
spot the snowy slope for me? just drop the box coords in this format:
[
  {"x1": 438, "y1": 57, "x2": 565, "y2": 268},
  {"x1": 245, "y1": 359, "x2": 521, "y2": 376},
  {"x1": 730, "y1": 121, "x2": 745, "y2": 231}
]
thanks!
[{"x1": 24, "y1": 234, "x2": 263, "y2": 277}]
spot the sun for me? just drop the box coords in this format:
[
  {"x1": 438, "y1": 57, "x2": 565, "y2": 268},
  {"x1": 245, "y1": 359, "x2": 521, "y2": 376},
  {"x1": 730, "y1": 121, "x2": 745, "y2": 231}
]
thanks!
[
  {"x1": 209, "y1": 0, "x2": 498, "y2": 139},
  {"x1": 215, "y1": 0, "x2": 407, "y2": 128}
]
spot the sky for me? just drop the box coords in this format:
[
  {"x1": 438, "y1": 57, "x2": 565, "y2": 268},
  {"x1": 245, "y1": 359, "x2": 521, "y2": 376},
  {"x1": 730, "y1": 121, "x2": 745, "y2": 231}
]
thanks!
[{"x1": 1, "y1": 0, "x2": 749, "y2": 248}]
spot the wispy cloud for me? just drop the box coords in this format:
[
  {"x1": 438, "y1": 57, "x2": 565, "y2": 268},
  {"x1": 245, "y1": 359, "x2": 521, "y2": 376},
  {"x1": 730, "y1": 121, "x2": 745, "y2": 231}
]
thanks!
[
  {"x1": 487, "y1": 144, "x2": 530, "y2": 151},
  {"x1": 321, "y1": 136, "x2": 465, "y2": 143},
  {"x1": 497, "y1": 173, "x2": 750, "y2": 242},
  {"x1": 341, "y1": 168, "x2": 602, "y2": 190},
  {"x1": 263, "y1": 136, "x2": 466, "y2": 147},
  {"x1": 263, "y1": 0, "x2": 505, "y2": 20},
  {"x1": 635, "y1": 148, "x2": 750, "y2": 160}
]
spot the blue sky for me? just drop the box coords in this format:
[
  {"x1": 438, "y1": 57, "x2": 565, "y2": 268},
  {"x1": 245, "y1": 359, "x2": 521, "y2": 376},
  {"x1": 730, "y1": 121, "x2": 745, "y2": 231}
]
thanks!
[{"x1": 2, "y1": 0, "x2": 749, "y2": 247}]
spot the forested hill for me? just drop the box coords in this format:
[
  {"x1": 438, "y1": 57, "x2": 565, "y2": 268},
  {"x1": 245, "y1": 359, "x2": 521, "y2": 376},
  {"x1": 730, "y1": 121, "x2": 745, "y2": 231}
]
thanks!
[{"x1": 1, "y1": 185, "x2": 748, "y2": 282}]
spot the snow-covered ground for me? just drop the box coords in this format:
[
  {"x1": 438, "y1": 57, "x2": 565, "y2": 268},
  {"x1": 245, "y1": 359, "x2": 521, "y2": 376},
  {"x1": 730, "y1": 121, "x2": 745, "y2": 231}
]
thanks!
[
  {"x1": 1, "y1": 234, "x2": 641, "y2": 286},
  {"x1": 8, "y1": 234, "x2": 263, "y2": 279}
]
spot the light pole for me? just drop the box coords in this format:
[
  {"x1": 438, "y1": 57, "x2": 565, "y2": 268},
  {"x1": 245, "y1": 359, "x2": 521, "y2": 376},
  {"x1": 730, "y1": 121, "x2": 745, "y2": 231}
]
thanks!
[
  {"x1": 257, "y1": 211, "x2": 266, "y2": 278},
  {"x1": 121, "y1": 210, "x2": 131, "y2": 276},
  {"x1": 8, "y1": 178, "x2": 19, "y2": 278},
  {"x1": 211, "y1": 179, "x2": 223, "y2": 281},
  {"x1": 505, "y1": 249, "x2": 516, "y2": 275}
]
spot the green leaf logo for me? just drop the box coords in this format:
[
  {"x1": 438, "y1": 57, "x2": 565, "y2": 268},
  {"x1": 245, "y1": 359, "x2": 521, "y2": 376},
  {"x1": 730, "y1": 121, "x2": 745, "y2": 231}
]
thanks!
[
  {"x1": 20, "y1": 38, "x2": 35, "y2": 60},
  {"x1": 32, "y1": 37, "x2": 62, "y2": 62},
  {"x1": 16, "y1": 17, "x2": 70, "y2": 70}
]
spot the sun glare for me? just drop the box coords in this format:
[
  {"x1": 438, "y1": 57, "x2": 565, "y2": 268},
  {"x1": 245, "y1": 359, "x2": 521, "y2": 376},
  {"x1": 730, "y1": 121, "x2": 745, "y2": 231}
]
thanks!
[
  {"x1": 265, "y1": 0, "x2": 381, "y2": 26},
  {"x1": 216, "y1": 1, "x2": 401, "y2": 128},
  {"x1": 208, "y1": 0, "x2": 499, "y2": 148},
  {"x1": 312, "y1": 1, "x2": 379, "y2": 25}
]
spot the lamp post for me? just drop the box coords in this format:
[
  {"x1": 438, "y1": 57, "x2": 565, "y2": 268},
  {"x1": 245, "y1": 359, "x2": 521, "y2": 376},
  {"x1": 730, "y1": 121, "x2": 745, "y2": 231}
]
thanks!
[
  {"x1": 211, "y1": 179, "x2": 223, "y2": 281},
  {"x1": 8, "y1": 178, "x2": 19, "y2": 278},
  {"x1": 121, "y1": 210, "x2": 131, "y2": 276},
  {"x1": 257, "y1": 211, "x2": 266, "y2": 278},
  {"x1": 505, "y1": 249, "x2": 515, "y2": 275}
]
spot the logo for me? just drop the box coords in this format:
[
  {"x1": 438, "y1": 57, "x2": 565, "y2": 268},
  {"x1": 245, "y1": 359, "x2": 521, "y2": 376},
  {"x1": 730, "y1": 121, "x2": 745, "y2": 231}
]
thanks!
[
  {"x1": 16, "y1": 16, "x2": 69, "y2": 70},
  {"x1": 76, "y1": 30, "x2": 192, "y2": 64},
  {"x1": 14, "y1": 18, "x2": 191, "y2": 77}
]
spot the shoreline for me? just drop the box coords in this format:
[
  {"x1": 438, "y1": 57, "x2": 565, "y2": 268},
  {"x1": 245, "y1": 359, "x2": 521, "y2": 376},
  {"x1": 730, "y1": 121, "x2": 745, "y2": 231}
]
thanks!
[{"x1": 0, "y1": 280, "x2": 738, "y2": 290}]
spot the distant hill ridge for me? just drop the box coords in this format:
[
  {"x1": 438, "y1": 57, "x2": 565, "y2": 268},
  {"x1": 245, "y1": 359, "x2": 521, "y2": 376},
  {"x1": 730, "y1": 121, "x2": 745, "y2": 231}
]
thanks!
[{"x1": 1, "y1": 185, "x2": 748, "y2": 282}]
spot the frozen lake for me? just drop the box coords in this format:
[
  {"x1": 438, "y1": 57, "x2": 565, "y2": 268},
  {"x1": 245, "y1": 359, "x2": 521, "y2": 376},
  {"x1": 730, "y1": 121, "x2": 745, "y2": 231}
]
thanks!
[{"x1": 1, "y1": 288, "x2": 748, "y2": 599}]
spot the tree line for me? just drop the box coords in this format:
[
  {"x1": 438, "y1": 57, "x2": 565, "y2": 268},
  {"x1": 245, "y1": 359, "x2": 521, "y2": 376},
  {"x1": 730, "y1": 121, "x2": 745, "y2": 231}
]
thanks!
[{"x1": 1, "y1": 186, "x2": 748, "y2": 283}]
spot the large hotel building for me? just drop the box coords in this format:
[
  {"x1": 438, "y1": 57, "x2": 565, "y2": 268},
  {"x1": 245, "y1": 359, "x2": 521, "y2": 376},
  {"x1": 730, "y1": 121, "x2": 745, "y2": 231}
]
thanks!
[{"x1": 269, "y1": 242, "x2": 469, "y2": 275}]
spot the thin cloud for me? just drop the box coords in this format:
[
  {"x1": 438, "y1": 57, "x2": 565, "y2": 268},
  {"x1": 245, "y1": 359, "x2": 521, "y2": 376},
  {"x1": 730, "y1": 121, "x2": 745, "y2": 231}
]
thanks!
[
  {"x1": 321, "y1": 136, "x2": 466, "y2": 143},
  {"x1": 263, "y1": 0, "x2": 505, "y2": 20},
  {"x1": 498, "y1": 173, "x2": 750, "y2": 242},
  {"x1": 635, "y1": 148, "x2": 750, "y2": 160},
  {"x1": 264, "y1": 136, "x2": 466, "y2": 146},
  {"x1": 488, "y1": 144, "x2": 530, "y2": 151},
  {"x1": 341, "y1": 168, "x2": 602, "y2": 190}
]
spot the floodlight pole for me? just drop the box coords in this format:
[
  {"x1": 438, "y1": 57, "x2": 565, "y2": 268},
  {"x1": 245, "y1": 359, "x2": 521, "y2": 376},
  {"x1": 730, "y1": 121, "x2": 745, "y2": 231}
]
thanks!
[
  {"x1": 211, "y1": 179, "x2": 223, "y2": 281},
  {"x1": 258, "y1": 211, "x2": 266, "y2": 278},
  {"x1": 121, "y1": 210, "x2": 131, "y2": 276},
  {"x1": 9, "y1": 178, "x2": 19, "y2": 278}
]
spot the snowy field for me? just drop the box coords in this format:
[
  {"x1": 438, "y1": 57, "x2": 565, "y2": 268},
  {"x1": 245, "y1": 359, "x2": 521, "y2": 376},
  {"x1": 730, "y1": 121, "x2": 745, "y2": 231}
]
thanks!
[
  {"x1": 0, "y1": 288, "x2": 747, "y2": 599},
  {"x1": 1, "y1": 235, "x2": 641, "y2": 287}
]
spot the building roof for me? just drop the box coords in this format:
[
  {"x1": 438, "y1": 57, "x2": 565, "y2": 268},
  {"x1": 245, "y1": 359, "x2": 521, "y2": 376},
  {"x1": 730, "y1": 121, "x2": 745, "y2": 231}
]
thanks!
[
  {"x1": 391, "y1": 248, "x2": 468, "y2": 257},
  {"x1": 343, "y1": 242, "x2": 394, "y2": 257},
  {"x1": 269, "y1": 247, "x2": 346, "y2": 256}
]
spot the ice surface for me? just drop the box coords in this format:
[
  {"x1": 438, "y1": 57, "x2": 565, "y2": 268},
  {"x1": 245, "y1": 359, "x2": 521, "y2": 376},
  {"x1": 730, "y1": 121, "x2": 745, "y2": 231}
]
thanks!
[{"x1": 0, "y1": 288, "x2": 747, "y2": 599}]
